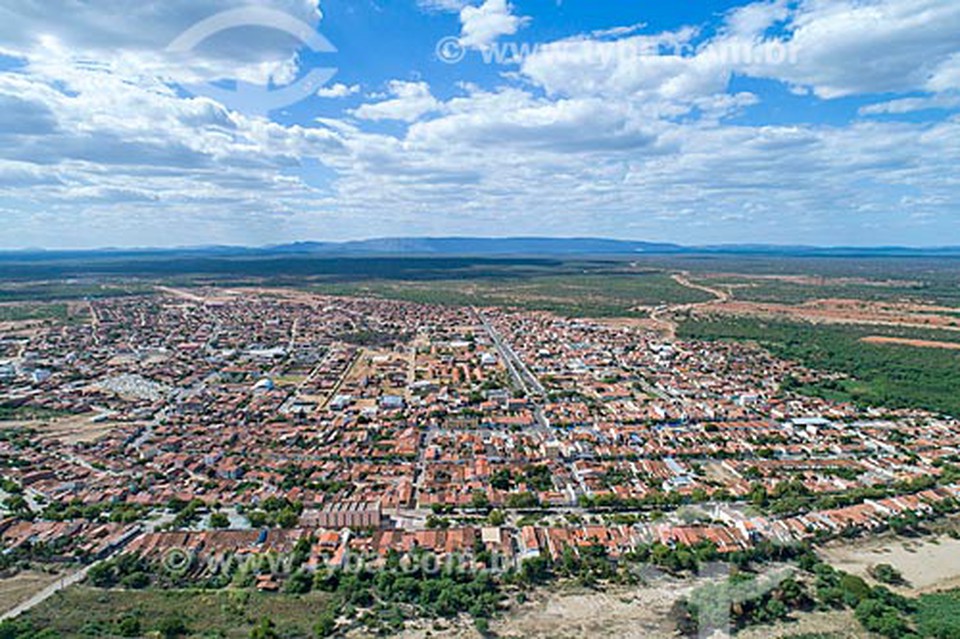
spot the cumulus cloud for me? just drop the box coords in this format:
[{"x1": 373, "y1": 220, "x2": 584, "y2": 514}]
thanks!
[
  {"x1": 860, "y1": 93, "x2": 960, "y2": 115},
  {"x1": 0, "y1": 59, "x2": 346, "y2": 239},
  {"x1": 0, "y1": 94, "x2": 59, "y2": 136},
  {"x1": 1, "y1": 0, "x2": 959, "y2": 248},
  {"x1": 518, "y1": 27, "x2": 723, "y2": 105},
  {"x1": 518, "y1": 0, "x2": 960, "y2": 108},
  {"x1": 0, "y1": 0, "x2": 324, "y2": 87},
  {"x1": 351, "y1": 81, "x2": 441, "y2": 122},
  {"x1": 417, "y1": 0, "x2": 470, "y2": 12},
  {"x1": 722, "y1": 0, "x2": 790, "y2": 38},
  {"x1": 746, "y1": 0, "x2": 960, "y2": 98},
  {"x1": 316, "y1": 83, "x2": 361, "y2": 98},
  {"x1": 459, "y1": 0, "x2": 530, "y2": 49},
  {"x1": 405, "y1": 88, "x2": 662, "y2": 153}
]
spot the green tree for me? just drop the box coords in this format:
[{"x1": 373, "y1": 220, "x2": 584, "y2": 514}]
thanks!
[
  {"x1": 209, "y1": 512, "x2": 230, "y2": 529},
  {"x1": 313, "y1": 612, "x2": 337, "y2": 638},
  {"x1": 117, "y1": 616, "x2": 141, "y2": 637},
  {"x1": 870, "y1": 563, "x2": 906, "y2": 586},
  {"x1": 250, "y1": 618, "x2": 279, "y2": 639},
  {"x1": 156, "y1": 616, "x2": 188, "y2": 639},
  {"x1": 284, "y1": 569, "x2": 313, "y2": 595},
  {"x1": 470, "y1": 490, "x2": 491, "y2": 512}
]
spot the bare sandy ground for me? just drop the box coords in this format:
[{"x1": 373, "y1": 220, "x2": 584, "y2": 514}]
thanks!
[
  {"x1": 738, "y1": 610, "x2": 866, "y2": 638},
  {"x1": 820, "y1": 534, "x2": 960, "y2": 595},
  {"x1": 706, "y1": 299, "x2": 960, "y2": 333},
  {"x1": 0, "y1": 322, "x2": 46, "y2": 336},
  {"x1": 700, "y1": 272, "x2": 927, "y2": 290},
  {"x1": 0, "y1": 570, "x2": 64, "y2": 615},
  {"x1": 861, "y1": 336, "x2": 960, "y2": 350},
  {"x1": 593, "y1": 316, "x2": 667, "y2": 333},
  {"x1": 493, "y1": 582, "x2": 688, "y2": 639},
  {"x1": 4, "y1": 414, "x2": 131, "y2": 444},
  {"x1": 394, "y1": 574, "x2": 868, "y2": 639},
  {"x1": 393, "y1": 578, "x2": 699, "y2": 639}
]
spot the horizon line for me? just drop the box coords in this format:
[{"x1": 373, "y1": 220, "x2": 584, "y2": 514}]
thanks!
[{"x1": 3, "y1": 235, "x2": 960, "y2": 254}]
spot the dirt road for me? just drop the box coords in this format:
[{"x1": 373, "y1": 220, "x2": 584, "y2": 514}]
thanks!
[
  {"x1": 649, "y1": 272, "x2": 730, "y2": 338},
  {"x1": 1, "y1": 564, "x2": 93, "y2": 621}
]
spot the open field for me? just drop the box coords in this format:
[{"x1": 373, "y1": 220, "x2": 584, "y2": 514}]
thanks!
[
  {"x1": 0, "y1": 409, "x2": 130, "y2": 445},
  {"x1": 392, "y1": 578, "x2": 700, "y2": 639},
  {"x1": 18, "y1": 586, "x2": 335, "y2": 638},
  {"x1": 311, "y1": 272, "x2": 715, "y2": 318},
  {"x1": 820, "y1": 534, "x2": 960, "y2": 596},
  {"x1": 0, "y1": 303, "x2": 68, "y2": 323},
  {"x1": 649, "y1": 256, "x2": 960, "y2": 309},
  {"x1": 0, "y1": 406, "x2": 72, "y2": 423},
  {"x1": 0, "y1": 570, "x2": 66, "y2": 616},
  {"x1": 490, "y1": 582, "x2": 685, "y2": 639},
  {"x1": 10, "y1": 415, "x2": 130, "y2": 445},
  {"x1": 697, "y1": 298, "x2": 960, "y2": 332},
  {"x1": 1, "y1": 254, "x2": 957, "y2": 319},
  {"x1": 0, "y1": 281, "x2": 155, "y2": 302},
  {"x1": 736, "y1": 610, "x2": 865, "y2": 639},
  {"x1": 690, "y1": 272, "x2": 960, "y2": 308},
  {"x1": 397, "y1": 574, "x2": 866, "y2": 639}
]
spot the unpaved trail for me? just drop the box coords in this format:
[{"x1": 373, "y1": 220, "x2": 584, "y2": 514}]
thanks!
[
  {"x1": 861, "y1": 336, "x2": 960, "y2": 350},
  {"x1": 0, "y1": 529, "x2": 142, "y2": 621},
  {"x1": 0, "y1": 568, "x2": 90, "y2": 621},
  {"x1": 649, "y1": 272, "x2": 730, "y2": 339},
  {"x1": 672, "y1": 273, "x2": 730, "y2": 303}
]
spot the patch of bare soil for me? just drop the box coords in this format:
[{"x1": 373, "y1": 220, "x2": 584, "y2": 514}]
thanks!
[
  {"x1": 592, "y1": 316, "x2": 666, "y2": 333},
  {"x1": 861, "y1": 336, "x2": 960, "y2": 350},
  {"x1": 707, "y1": 298, "x2": 960, "y2": 332},
  {"x1": 0, "y1": 569, "x2": 64, "y2": 615},
  {"x1": 395, "y1": 577, "x2": 700, "y2": 639},
  {"x1": 820, "y1": 534, "x2": 960, "y2": 596},
  {"x1": 737, "y1": 610, "x2": 866, "y2": 639},
  {"x1": 494, "y1": 583, "x2": 685, "y2": 639},
  {"x1": 699, "y1": 272, "x2": 924, "y2": 289},
  {"x1": 6, "y1": 414, "x2": 131, "y2": 444}
]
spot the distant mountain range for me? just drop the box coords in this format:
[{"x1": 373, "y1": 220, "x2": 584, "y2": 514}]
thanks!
[{"x1": 3, "y1": 237, "x2": 960, "y2": 261}]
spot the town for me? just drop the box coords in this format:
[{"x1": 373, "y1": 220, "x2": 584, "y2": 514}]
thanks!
[{"x1": 2, "y1": 287, "x2": 958, "y2": 600}]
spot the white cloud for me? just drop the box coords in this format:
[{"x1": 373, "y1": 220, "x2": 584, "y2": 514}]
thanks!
[
  {"x1": 589, "y1": 23, "x2": 648, "y2": 40},
  {"x1": 459, "y1": 0, "x2": 529, "y2": 50},
  {"x1": 518, "y1": 0, "x2": 960, "y2": 113},
  {"x1": 722, "y1": 0, "x2": 789, "y2": 38},
  {"x1": 929, "y1": 53, "x2": 960, "y2": 93},
  {"x1": 745, "y1": 0, "x2": 960, "y2": 98},
  {"x1": 1, "y1": 0, "x2": 959, "y2": 248},
  {"x1": 417, "y1": 0, "x2": 470, "y2": 12},
  {"x1": 0, "y1": 61, "x2": 346, "y2": 241},
  {"x1": 0, "y1": 0, "x2": 324, "y2": 87},
  {"x1": 351, "y1": 81, "x2": 441, "y2": 122},
  {"x1": 860, "y1": 93, "x2": 960, "y2": 115},
  {"x1": 517, "y1": 27, "x2": 729, "y2": 112},
  {"x1": 405, "y1": 88, "x2": 662, "y2": 152},
  {"x1": 316, "y1": 83, "x2": 361, "y2": 98}
]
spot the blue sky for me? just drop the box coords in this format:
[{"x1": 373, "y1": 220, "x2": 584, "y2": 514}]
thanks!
[{"x1": 0, "y1": 0, "x2": 958, "y2": 248}]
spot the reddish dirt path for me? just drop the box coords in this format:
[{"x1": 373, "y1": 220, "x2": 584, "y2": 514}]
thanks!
[{"x1": 861, "y1": 336, "x2": 960, "y2": 350}]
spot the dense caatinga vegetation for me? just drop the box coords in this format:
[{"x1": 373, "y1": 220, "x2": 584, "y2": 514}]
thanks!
[{"x1": 679, "y1": 316, "x2": 960, "y2": 416}]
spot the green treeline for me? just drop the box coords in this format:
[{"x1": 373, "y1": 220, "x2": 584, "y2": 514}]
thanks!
[{"x1": 679, "y1": 317, "x2": 960, "y2": 416}]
